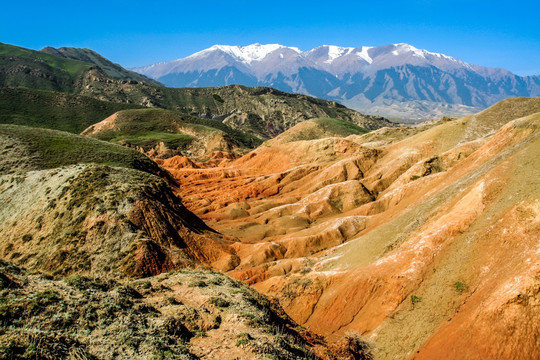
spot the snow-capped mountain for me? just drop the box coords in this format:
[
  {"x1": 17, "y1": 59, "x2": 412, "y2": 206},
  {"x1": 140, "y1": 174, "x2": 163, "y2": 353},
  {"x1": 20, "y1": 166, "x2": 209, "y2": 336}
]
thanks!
[{"x1": 133, "y1": 43, "x2": 540, "y2": 120}]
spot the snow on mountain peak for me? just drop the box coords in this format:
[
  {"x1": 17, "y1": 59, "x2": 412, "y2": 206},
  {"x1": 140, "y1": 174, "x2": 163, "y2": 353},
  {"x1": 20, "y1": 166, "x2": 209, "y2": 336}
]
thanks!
[
  {"x1": 390, "y1": 43, "x2": 461, "y2": 62},
  {"x1": 323, "y1": 45, "x2": 354, "y2": 63},
  {"x1": 355, "y1": 46, "x2": 373, "y2": 64},
  {"x1": 190, "y1": 43, "x2": 301, "y2": 64}
]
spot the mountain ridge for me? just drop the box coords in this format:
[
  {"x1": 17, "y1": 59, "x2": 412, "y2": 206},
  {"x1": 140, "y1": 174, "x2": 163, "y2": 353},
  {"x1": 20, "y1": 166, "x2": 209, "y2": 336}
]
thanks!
[{"x1": 133, "y1": 43, "x2": 540, "y2": 120}]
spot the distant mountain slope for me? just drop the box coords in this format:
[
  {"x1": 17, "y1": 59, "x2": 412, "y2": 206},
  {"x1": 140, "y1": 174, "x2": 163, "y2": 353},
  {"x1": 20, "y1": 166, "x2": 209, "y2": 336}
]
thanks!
[
  {"x1": 152, "y1": 85, "x2": 392, "y2": 138},
  {"x1": 41, "y1": 46, "x2": 164, "y2": 87},
  {"x1": 134, "y1": 43, "x2": 540, "y2": 120},
  {"x1": 0, "y1": 42, "x2": 92, "y2": 93}
]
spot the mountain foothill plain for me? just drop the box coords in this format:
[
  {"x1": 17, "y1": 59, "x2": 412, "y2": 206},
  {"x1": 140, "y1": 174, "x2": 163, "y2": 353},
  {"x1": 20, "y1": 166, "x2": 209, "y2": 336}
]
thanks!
[{"x1": 0, "y1": 41, "x2": 539, "y2": 360}]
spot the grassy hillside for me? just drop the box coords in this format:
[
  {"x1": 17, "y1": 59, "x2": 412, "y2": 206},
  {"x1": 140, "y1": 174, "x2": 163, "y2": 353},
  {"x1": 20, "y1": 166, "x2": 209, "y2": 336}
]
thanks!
[
  {"x1": 0, "y1": 42, "x2": 92, "y2": 93},
  {"x1": 157, "y1": 85, "x2": 391, "y2": 137},
  {"x1": 312, "y1": 117, "x2": 369, "y2": 136},
  {"x1": 0, "y1": 124, "x2": 162, "y2": 175},
  {"x1": 267, "y1": 117, "x2": 369, "y2": 145},
  {"x1": 0, "y1": 88, "x2": 144, "y2": 133},
  {"x1": 85, "y1": 109, "x2": 199, "y2": 151},
  {"x1": 40, "y1": 46, "x2": 164, "y2": 87}
]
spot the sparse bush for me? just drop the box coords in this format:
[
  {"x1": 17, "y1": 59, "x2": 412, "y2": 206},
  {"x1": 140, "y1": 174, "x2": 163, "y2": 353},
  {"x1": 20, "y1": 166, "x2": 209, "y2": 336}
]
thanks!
[
  {"x1": 212, "y1": 94, "x2": 225, "y2": 103},
  {"x1": 166, "y1": 296, "x2": 180, "y2": 305},
  {"x1": 235, "y1": 332, "x2": 252, "y2": 346},
  {"x1": 342, "y1": 332, "x2": 373, "y2": 360},
  {"x1": 454, "y1": 281, "x2": 468, "y2": 292},
  {"x1": 411, "y1": 295, "x2": 422, "y2": 308},
  {"x1": 210, "y1": 297, "x2": 229, "y2": 307},
  {"x1": 188, "y1": 280, "x2": 207, "y2": 288}
]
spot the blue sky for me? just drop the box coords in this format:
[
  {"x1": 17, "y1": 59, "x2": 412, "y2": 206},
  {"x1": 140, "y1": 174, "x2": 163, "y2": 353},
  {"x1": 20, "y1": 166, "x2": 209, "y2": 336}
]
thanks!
[{"x1": 1, "y1": 0, "x2": 539, "y2": 75}]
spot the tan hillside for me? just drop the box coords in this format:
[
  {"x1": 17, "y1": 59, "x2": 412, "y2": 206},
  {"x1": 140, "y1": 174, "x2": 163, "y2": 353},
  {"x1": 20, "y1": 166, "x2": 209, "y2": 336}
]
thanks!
[{"x1": 158, "y1": 97, "x2": 540, "y2": 359}]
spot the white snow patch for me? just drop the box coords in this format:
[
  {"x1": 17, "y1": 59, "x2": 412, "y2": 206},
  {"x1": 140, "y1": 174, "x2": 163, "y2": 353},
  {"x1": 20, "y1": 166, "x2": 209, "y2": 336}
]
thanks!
[
  {"x1": 323, "y1": 45, "x2": 354, "y2": 63},
  {"x1": 355, "y1": 46, "x2": 373, "y2": 64}
]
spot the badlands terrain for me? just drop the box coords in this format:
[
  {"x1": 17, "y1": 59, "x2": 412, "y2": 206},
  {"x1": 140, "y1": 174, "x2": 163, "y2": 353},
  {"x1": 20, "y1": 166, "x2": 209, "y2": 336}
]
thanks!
[
  {"x1": 150, "y1": 97, "x2": 540, "y2": 359},
  {"x1": 0, "y1": 42, "x2": 539, "y2": 359}
]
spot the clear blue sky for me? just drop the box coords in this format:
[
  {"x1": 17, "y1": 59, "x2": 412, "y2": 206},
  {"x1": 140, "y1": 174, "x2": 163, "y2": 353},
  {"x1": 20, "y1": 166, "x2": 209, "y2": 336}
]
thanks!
[{"x1": 2, "y1": 0, "x2": 539, "y2": 75}]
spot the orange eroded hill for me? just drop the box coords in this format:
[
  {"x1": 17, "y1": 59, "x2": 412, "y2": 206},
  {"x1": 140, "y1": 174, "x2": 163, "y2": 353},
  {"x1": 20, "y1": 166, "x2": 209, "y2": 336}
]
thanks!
[{"x1": 157, "y1": 98, "x2": 540, "y2": 359}]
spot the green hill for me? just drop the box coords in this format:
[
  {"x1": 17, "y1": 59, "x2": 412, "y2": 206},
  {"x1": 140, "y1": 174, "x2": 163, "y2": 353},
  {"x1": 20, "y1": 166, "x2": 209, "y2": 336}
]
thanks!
[
  {"x1": 40, "y1": 46, "x2": 163, "y2": 87},
  {"x1": 266, "y1": 117, "x2": 369, "y2": 145},
  {"x1": 83, "y1": 108, "x2": 263, "y2": 151},
  {"x1": 0, "y1": 124, "x2": 162, "y2": 175},
  {"x1": 0, "y1": 42, "x2": 92, "y2": 93}
]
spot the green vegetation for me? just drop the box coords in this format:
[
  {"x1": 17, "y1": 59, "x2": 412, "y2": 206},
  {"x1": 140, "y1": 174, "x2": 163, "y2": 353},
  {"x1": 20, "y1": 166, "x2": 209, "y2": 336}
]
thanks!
[
  {"x1": 270, "y1": 117, "x2": 369, "y2": 145},
  {"x1": 0, "y1": 42, "x2": 92, "y2": 93},
  {"x1": 40, "y1": 46, "x2": 163, "y2": 87},
  {"x1": 235, "y1": 332, "x2": 252, "y2": 347},
  {"x1": 87, "y1": 108, "x2": 263, "y2": 150},
  {"x1": 312, "y1": 117, "x2": 369, "y2": 136},
  {"x1": 454, "y1": 281, "x2": 468, "y2": 292},
  {"x1": 212, "y1": 93, "x2": 225, "y2": 103},
  {"x1": 210, "y1": 297, "x2": 230, "y2": 307},
  {"x1": 0, "y1": 124, "x2": 161, "y2": 175},
  {"x1": 0, "y1": 262, "x2": 196, "y2": 359},
  {"x1": 88, "y1": 108, "x2": 198, "y2": 150},
  {"x1": 0, "y1": 42, "x2": 91, "y2": 77},
  {"x1": 188, "y1": 280, "x2": 207, "y2": 288},
  {"x1": 411, "y1": 295, "x2": 422, "y2": 307},
  {"x1": 0, "y1": 88, "x2": 143, "y2": 133},
  {"x1": 122, "y1": 132, "x2": 193, "y2": 149}
]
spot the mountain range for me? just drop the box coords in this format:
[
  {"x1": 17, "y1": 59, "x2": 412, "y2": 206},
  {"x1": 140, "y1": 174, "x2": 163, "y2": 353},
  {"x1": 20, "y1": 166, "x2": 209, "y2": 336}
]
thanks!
[{"x1": 133, "y1": 43, "x2": 540, "y2": 120}]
